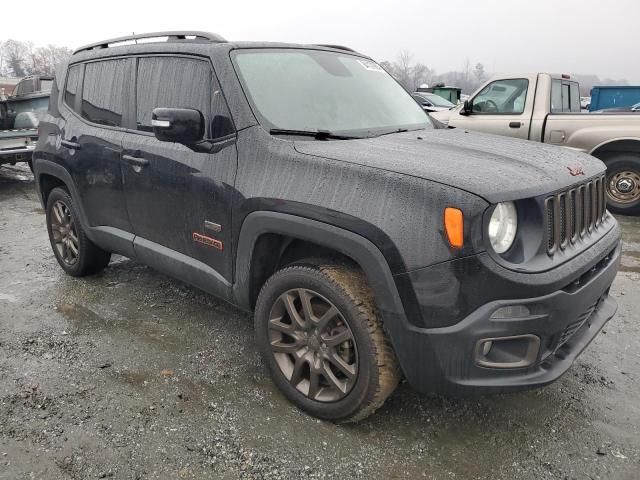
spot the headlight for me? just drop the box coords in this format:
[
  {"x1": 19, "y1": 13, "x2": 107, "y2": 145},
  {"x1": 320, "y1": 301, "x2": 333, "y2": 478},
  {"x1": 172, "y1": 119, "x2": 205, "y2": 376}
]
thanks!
[{"x1": 488, "y1": 202, "x2": 518, "y2": 254}]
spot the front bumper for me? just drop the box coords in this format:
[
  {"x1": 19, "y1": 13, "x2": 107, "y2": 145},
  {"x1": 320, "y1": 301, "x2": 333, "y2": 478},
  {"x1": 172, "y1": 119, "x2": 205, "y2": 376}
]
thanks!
[{"x1": 389, "y1": 223, "x2": 621, "y2": 395}]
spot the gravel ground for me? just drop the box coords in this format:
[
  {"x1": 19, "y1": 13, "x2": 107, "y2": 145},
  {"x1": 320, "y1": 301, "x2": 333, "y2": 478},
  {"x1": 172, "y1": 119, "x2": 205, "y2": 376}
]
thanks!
[{"x1": 1, "y1": 163, "x2": 639, "y2": 479}]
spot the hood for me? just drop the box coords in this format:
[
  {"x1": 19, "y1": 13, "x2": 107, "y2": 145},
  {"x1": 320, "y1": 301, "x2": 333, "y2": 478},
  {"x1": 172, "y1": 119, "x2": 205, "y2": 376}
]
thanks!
[
  {"x1": 294, "y1": 129, "x2": 605, "y2": 203},
  {"x1": 423, "y1": 106, "x2": 451, "y2": 113}
]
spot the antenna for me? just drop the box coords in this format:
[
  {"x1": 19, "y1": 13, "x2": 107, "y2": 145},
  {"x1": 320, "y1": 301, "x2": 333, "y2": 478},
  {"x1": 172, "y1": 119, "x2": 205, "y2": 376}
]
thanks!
[{"x1": 133, "y1": 32, "x2": 137, "y2": 44}]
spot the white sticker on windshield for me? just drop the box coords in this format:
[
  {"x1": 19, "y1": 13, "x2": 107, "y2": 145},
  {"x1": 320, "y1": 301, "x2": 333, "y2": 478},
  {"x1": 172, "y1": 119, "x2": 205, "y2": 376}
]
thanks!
[{"x1": 357, "y1": 59, "x2": 385, "y2": 72}]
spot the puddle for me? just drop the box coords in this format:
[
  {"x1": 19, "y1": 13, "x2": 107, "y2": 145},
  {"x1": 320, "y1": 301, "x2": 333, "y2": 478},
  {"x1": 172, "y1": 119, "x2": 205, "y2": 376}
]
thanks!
[{"x1": 55, "y1": 301, "x2": 183, "y2": 352}]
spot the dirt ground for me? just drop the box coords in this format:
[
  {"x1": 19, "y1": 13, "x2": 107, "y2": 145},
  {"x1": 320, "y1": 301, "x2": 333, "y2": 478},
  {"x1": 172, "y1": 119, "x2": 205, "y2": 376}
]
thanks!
[{"x1": 1, "y1": 163, "x2": 639, "y2": 479}]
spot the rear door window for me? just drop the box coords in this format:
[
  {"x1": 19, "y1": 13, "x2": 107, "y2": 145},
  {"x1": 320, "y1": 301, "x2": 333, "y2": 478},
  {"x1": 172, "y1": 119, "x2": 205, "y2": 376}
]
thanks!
[
  {"x1": 135, "y1": 57, "x2": 212, "y2": 133},
  {"x1": 81, "y1": 59, "x2": 132, "y2": 127}
]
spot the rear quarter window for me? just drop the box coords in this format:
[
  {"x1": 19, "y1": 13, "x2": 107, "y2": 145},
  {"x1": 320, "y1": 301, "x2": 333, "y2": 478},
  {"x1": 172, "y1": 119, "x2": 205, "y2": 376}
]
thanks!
[
  {"x1": 64, "y1": 65, "x2": 82, "y2": 111},
  {"x1": 551, "y1": 79, "x2": 581, "y2": 113}
]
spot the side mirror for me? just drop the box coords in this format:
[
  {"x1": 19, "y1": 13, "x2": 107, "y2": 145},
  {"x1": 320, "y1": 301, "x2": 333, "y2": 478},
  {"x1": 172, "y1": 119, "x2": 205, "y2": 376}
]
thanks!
[
  {"x1": 152, "y1": 107, "x2": 204, "y2": 144},
  {"x1": 461, "y1": 100, "x2": 473, "y2": 116}
]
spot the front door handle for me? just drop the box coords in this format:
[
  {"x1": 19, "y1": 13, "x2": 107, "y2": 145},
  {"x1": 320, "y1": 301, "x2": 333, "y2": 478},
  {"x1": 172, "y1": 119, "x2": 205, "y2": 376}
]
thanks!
[
  {"x1": 61, "y1": 139, "x2": 81, "y2": 150},
  {"x1": 509, "y1": 122, "x2": 522, "y2": 129}
]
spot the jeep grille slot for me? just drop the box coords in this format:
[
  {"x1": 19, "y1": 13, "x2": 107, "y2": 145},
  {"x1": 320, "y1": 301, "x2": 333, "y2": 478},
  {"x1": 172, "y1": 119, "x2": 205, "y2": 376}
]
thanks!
[{"x1": 545, "y1": 175, "x2": 606, "y2": 255}]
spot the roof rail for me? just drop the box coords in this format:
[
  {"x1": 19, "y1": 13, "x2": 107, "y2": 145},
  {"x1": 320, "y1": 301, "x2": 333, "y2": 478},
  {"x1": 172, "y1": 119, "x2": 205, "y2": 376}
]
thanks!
[
  {"x1": 74, "y1": 31, "x2": 226, "y2": 54},
  {"x1": 314, "y1": 44, "x2": 357, "y2": 53}
]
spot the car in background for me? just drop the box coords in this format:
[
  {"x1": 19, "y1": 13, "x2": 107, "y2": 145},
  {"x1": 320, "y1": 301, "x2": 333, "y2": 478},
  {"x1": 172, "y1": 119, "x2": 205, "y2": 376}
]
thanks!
[
  {"x1": 411, "y1": 92, "x2": 455, "y2": 112},
  {"x1": 580, "y1": 96, "x2": 591, "y2": 110},
  {"x1": 0, "y1": 75, "x2": 52, "y2": 169}
]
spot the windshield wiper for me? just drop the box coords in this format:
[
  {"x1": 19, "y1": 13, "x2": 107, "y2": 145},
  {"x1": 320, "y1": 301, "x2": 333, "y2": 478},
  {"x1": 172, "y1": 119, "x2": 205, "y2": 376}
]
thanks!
[
  {"x1": 269, "y1": 128, "x2": 362, "y2": 140},
  {"x1": 375, "y1": 127, "x2": 409, "y2": 137}
]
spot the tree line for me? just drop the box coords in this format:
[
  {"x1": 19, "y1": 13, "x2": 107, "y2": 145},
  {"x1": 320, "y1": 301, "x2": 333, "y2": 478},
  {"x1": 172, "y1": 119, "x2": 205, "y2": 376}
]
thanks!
[
  {"x1": 380, "y1": 51, "x2": 488, "y2": 94},
  {"x1": 0, "y1": 39, "x2": 72, "y2": 77},
  {"x1": 1, "y1": 39, "x2": 629, "y2": 97}
]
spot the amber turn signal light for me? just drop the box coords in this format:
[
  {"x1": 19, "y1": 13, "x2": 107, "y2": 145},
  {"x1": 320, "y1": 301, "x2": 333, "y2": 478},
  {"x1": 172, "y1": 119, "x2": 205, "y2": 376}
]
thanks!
[{"x1": 444, "y1": 207, "x2": 464, "y2": 249}]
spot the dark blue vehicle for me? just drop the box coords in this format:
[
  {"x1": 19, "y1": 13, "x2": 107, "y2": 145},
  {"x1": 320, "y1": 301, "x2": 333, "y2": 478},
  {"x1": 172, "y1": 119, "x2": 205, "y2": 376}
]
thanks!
[{"x1": 34, "y1": 32, "x2": 621, "y2": 422}]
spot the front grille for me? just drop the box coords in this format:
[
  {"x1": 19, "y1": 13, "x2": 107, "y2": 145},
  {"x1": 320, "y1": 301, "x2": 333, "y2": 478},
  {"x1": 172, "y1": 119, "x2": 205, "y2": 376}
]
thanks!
[{"x1": 545, "y1": 175, "x2": 607, "y2": 254}]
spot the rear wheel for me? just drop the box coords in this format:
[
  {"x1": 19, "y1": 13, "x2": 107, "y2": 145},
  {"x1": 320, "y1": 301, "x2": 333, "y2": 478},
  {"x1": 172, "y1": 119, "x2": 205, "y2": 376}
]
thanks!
[
  {"x1": 604, "y1": 154, "x2": 640, "y2": 215},
  {"x1": 46, "y1": 187, "x2": 111, "y2": 276},
  {"x1": 255, "y1": 262, "x2": 401, "y2": 423}
]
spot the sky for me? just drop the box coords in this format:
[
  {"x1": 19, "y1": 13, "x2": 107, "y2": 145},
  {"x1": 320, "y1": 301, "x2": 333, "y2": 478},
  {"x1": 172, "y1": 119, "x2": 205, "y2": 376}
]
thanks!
[{"x1": 4, "y1": 0, "x2": 639, "y2": 83}]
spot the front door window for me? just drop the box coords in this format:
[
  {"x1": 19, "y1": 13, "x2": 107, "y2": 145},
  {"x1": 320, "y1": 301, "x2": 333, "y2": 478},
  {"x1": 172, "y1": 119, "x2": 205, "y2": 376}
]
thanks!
[{"x1": 472, "y1": 79, "x2": 529, "y2": 114}]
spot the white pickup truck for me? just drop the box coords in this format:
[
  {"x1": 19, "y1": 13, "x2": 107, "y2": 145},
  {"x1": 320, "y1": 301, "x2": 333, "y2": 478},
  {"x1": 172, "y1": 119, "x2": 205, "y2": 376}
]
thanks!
[{"x1": 431, "y1": 73, "x2": 640, "y2": 215}]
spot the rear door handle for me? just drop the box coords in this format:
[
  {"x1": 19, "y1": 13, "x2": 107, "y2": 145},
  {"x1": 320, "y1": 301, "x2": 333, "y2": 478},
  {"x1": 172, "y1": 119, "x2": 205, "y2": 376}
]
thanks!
[
  {"x1": 123, "y1": 155, "x2": 149, "y2": 167},
  {"x1": 123, "y1": 154, "x2": 149, "y2": 173},
  {"x1": 61, "y1": 139, "x2": 81, "y2": 150},
  {"x1": 509, "y1": 122, "x2": 522, "y2": 129}
]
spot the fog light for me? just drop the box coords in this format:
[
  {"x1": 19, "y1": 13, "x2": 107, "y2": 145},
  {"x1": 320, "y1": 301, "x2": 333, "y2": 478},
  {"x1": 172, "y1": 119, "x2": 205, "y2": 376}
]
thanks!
[
  {"x1": 490, "y1": 305, "x2": 531, "y2": 319},
  {"x1": 475, "y1": 335, "x2": 540, "y2": 369}
]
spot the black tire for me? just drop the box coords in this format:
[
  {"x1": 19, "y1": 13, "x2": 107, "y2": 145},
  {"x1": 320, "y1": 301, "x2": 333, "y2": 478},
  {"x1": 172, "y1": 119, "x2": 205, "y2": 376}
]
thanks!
[
  {"x1": 603, "y1": 154, "x2": 640, "y2": 216},
  {"x1": 27, "y1": 159, "x2": 34, "y2": 172},
  {"x1": 45, "y1": 187, "x2": 111, "y2": 276},
  {"x1": 255, "y1": 262, "x2": 401, "y2": 423}
]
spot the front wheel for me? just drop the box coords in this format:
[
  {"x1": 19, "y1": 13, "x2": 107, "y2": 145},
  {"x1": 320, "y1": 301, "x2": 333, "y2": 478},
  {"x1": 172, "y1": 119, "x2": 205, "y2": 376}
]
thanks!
[
  {"x1": 255, "y1": 263, "x2": 401, "y2": 423},
  {"x1": 604, "y1": 154, "x2": 640, "y2": 216}
]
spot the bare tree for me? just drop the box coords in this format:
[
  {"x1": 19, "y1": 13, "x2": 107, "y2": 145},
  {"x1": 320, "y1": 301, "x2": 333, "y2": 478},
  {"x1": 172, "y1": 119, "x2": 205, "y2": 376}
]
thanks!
[
  {"x1": 474, "y1": 63, "x2": 486, "y2": 84},
  {"x1": 30, "y1": 45, "x2": 73, "y2": 75},
  {"x1": 382, "y1": 51, "x2": 435, "y2": 92},
  {"x1": 0, "y1": 39, "x2": 72, "y2": 77},
  {"x1": 2, "y1": 39, "x2": 30, "y2": 77}
]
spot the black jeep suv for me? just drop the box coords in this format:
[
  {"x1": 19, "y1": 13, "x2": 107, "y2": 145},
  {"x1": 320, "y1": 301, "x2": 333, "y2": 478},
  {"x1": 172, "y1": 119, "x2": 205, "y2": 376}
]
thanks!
[{"x1": 34, "y1": 31, "x2": 621, "y2": 422}]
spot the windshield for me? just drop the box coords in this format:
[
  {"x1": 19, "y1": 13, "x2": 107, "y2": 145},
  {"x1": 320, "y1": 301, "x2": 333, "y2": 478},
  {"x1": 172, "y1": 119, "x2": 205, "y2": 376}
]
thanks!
[
  {"x1": 233, "y1": 49, "x2": 431, "y2": 136},
  {"x1": 417, "y1": 93, "x2": 454, "y2": 108}
]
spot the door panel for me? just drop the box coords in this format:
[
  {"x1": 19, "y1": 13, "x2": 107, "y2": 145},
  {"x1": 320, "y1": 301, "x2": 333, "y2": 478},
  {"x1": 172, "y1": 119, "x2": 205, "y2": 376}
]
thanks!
[
  {"x1": 60, "y1": 60, "x2": 133, "y2": 233},
  {"x1": 122, "y1": 55, "x2": 237, "y2": 282},
  {"x1": 450, "y1": 114, "x2": 530, "y2": 140},
  {"x1": 449, "y1": 78, "x2": 532, "y2": 140},
  {"x1": 121, "y1": 137, "x2": 237, "y2": 281}
]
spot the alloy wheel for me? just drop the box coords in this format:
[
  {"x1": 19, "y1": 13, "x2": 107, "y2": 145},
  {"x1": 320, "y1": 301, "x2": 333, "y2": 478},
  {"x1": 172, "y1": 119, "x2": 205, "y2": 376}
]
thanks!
[
  {"x1": 267, "y1": 288, "x2": 358, "y2": 402},
  {"x1": 50, "y1": 200, "x2": 80, "y2": 265}
]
